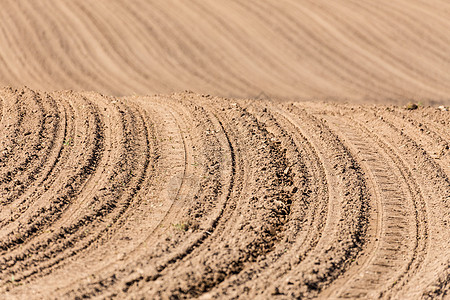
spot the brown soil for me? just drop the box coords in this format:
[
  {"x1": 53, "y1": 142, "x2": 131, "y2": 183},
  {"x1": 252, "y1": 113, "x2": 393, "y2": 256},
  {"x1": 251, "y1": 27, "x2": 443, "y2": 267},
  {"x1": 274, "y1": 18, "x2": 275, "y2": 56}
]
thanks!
[
  {"x1": 1, "y1": 1, "x2": 449, "y2": 299},
  {"x1": 0, "y1": 88, "x2": 447, "y2": 299},
  {"x1": 0, "y1": 1, "x2": 450, "y2": 105}
]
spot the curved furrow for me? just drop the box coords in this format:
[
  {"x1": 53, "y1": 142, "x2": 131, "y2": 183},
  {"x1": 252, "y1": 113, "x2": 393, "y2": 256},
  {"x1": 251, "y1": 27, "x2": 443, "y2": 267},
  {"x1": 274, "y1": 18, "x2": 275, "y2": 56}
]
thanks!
[
  {"x1": 85, "y1": 97, "x2": 206, "y2": 297},
  {"x1": 0, "y1": 90, "x2": 70, "y2": 232},
  {"x1": 340, "y1": 108, "x2": 449, "y2": 299},
  {"x1": 107, "y1": 95, "x2": 238, "y2": 298},
  {"x1": 197, "y1": 101, "x2": 330, "y2": 299},
  {"x1": 372, "y1": 108, "x2": 450, "y2": 178},
  {"x1": 145, "y1": 106, "x2": 291, "y2": 295},
  {"x1": 312, "y1": 112, "x2": 427, "y2": 299},
  {"x1": 0, "y1": 88, "x2": 25, "y2": 162},
  {"x1": 0, "y1": 90, "x2": 447, "y2": 298},
  {"x1": 23, "y1": 96, "x2": 185, "y2": 298},
  {"x1": 0, "y1": 93, "x2": 105, "y2": 261},
  {"x1": 5, "y1": 90, "x2": 61, "y2": 205},
  {"x1": 124, "y1": 101, "x2": 304, "y2": 299},
  {"x1": 0, "y1": 88, "x2": 58, "y2": 206},
  {"x1": 0, "y1": 88, "x2": 41, "y2": 175},
  {"x1": 48, "y1": 94, "x2": 233, "y2": 298},
  {"x1": 401, "y1": 107, "x2": 450, "y2": 144},
  {"x1": 237, "y1": 103, "x2": 370, "y2": 299},
  {"x1": 0, "y1": 94, "x2": 156, "y2": 290},
  {"x1": 62, "y1": 99, "x2": 267, "y2": 298},
  {"x1": 179, "y1": 101, "x2": 371, "y2": 299},
  {"x1": 0, "y1": 88, "x2": 38, "y2": 193}
]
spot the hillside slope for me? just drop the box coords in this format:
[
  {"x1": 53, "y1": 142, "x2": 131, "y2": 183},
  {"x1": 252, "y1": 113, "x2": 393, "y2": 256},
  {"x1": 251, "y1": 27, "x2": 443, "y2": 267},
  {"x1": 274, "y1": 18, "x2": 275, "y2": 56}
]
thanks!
[{"x1": 0, "y1": 1, "x2": 449, "y2": 104}]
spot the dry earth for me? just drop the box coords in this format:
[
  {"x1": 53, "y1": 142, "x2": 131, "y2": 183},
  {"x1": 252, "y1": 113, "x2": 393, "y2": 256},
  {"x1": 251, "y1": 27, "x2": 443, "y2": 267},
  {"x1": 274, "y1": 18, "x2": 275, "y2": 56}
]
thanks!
[
  {"x1": 0, "y1": 1, "x2": 449, "y2": 300},
  {"x1": 0, "y1": 88, "x2": 448, "y2": 299},
  {"x1": 0, "y1": 0, "x2": 450, "y2": 104}
]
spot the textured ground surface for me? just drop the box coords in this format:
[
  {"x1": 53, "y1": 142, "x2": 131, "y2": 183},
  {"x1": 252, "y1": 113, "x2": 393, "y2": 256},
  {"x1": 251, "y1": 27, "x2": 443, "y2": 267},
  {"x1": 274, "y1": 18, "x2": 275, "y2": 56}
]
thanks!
[
  {"x1": 0, "y1": 0, "x2": 450, "y2": 104},
  {"x1": 0, "y1": 1, "x2": 449, "y2": 299},
  {"x1": 0, "y1": 88, "x2": 448, "y2": 299}
]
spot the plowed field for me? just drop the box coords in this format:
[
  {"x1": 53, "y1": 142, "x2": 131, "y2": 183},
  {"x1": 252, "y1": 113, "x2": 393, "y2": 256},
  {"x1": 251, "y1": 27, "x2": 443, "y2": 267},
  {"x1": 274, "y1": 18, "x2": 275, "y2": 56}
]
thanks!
[
  {"x1": 0, "y1": 1, "x2": 449, "y2": 299},
  {"x1": 0, "y1": 0, "x2": 450, "y2": 104},
  {"x1": 0, "y1": 89, "x2": 447, "y2": 299}
]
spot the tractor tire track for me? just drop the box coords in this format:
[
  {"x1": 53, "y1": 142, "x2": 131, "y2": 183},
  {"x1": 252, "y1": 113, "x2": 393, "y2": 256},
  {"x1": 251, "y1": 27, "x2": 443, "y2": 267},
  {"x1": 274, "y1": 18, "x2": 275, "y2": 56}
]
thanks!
[{"x1": 0, "y1": 90, "x2": 447, "y2": 299}]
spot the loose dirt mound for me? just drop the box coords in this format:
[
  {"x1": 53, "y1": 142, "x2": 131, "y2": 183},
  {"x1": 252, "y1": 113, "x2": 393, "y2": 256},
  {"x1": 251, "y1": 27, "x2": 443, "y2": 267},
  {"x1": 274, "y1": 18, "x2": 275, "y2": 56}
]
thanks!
[
  {"x1": 0, "y1": 1, "x2": 450, "y2": 104},
  {"x1": 0, "y1": 88, "x2": 448, "y2": 299}
]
